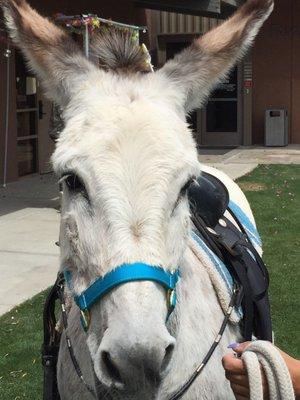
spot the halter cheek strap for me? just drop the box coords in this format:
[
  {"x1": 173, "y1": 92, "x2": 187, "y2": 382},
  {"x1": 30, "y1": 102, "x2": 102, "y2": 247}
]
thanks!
[{"x1": 64, "y1": 263, "x2": 180, "y2": 329}]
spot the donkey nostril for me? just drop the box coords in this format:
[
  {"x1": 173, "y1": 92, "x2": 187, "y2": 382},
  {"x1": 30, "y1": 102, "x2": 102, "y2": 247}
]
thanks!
[
  {"x1": 161, "y1": 343, "x2": 175, "y2": 372},
  {"x1": 101, "y1": 351, "x2": 122, "y2": 383}
]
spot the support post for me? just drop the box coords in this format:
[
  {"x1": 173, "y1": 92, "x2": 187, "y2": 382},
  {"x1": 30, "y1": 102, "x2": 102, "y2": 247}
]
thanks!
[
  {"x1": 83, "y1": 23, "x2": 89, "y2": 59},
  {"x1": 3, "y1": 43, "x2": 11, "y2": 187}
]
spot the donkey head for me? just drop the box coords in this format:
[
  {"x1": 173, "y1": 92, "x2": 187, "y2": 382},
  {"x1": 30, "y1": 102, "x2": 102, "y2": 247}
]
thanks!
[{"x1": 2, "y1": 0, "x2": 273, "y2": 397}]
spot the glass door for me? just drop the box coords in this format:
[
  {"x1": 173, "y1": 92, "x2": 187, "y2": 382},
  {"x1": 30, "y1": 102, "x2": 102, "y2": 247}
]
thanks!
[{"x1": 201, "y1": 66, "x2": 242, "y2": 147}]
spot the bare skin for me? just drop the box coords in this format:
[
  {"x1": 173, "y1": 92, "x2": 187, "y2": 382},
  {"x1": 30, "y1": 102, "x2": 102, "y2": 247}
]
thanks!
[{"x1": 222, "y1": 342, "x2": 300, "y2": 400}]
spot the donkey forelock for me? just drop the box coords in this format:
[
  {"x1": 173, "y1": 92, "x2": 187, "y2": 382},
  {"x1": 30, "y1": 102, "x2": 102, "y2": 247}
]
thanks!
[{"x1": 90, "y1": 28, "x2": 153, "y2": 74}]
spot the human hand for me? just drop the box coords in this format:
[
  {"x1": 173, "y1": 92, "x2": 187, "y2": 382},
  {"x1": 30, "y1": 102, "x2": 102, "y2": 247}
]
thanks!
[
  {"x1": 222, "y1": 342, "x2": 268, "y2": 399},
  {"x1": 222, "y1": 342, "x2": 300, "y2": 400}
]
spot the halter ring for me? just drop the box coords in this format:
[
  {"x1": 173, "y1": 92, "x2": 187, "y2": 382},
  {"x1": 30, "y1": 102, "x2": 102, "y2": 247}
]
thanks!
[{"x1": 80, "y1": 309, "x2": 90, "y2": 332}]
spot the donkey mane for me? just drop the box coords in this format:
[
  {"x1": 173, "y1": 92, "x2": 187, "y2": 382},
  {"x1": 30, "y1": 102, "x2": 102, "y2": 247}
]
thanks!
[{"x1": 91, "y1": 28, "x2": 152, "y2": 74}]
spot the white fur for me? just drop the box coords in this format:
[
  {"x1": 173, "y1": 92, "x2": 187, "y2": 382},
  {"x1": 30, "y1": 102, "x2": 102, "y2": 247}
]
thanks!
[
  {"x1": 50, "y1": 3, "x2": 271, "y2": 396},
  {"x1": 53, "y1": 73, "x2": 248, "y2": 399},
  {"x1": 1, "y1": 0, "x2": 273, "y2": 397}
]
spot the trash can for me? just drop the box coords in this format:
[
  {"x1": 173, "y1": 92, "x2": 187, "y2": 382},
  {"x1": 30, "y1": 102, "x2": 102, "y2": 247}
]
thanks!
[{"x1": 265, "y1": 109, "x2": 288, "y2": 147}]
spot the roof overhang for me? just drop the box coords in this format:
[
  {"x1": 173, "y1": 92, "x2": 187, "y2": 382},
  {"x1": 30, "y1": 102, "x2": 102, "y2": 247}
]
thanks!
[
  {"x1": 133, "y1": 0, "x2": 244, "y2": 19},
  {"x1": 221, "y1": 0, "x2": 245, "y2": 18}
]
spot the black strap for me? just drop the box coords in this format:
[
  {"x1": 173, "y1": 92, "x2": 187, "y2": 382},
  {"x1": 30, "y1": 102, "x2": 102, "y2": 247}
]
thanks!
[
  {"x1": 191, "y1": 214, "x2": 225, "y2": 262},
  {"x1": 226, "y1": 254, "x2": 254, "y2": 340},
  {"x1": 168, "y1": 284, "x2": 240, "y2": 400},
  {"x1": 234, "y1": 243, "x2": 272, "y2": 341},
  {"x1": 42, "y1": 276, "x2": 62, "y2": 400},
  {"x1": 42, "y1": 345, "x2": 61, "y2": 400},
  {"x1": 57, "y1": 282, "x2": 97, "y2": 399},
  {"x1": 193, "y1": 219, "x2": 249, "y2": 338},
  {"x1": 191, "y1": 209, "x2": 272, "y2": 342}
]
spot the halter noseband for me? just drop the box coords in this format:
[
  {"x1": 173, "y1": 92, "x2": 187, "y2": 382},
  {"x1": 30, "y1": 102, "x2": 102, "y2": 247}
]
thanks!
[{"x1": 64, "y1": 262, "x2": 180, "y2": 330}]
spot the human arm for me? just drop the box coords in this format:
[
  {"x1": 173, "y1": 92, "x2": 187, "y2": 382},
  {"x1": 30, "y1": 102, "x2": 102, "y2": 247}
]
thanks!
[{"x1": 222, "y1": 342, "x2": 300, "y2": 400}]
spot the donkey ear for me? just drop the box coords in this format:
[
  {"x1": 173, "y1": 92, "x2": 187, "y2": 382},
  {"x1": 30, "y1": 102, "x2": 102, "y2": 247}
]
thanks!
[
  {"x1": 159, "y1": 0, "x2": 274, "y2": 113},
  {"x1": 1, "y1": 0, "x2": 96, "y2": 106}
]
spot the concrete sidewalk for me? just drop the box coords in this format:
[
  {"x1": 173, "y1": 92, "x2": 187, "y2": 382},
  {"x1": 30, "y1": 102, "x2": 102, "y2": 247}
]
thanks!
[
  {"x1": 0, "y1": 208, "x2": 60, "y2": 315},
  {"x1": 0, "y1": 174, "x2": 60, "y2": 315},
  {"x1": 198, "y1": 145, "x2": 300, "y2": 179},
  {"x1": 0, "y1": 145, "x2": 299, "y2": 316}
]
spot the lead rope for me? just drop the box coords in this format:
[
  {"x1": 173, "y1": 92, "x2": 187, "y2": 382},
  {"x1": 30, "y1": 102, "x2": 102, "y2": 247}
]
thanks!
[
  {"x1": 168, "y1": 283, "x2": 240, "y2": 400},
  {"x1": 57, "y1": 282, "x2": 98, "y2": 399},
  {"x1": 241, "y1": 341, "x2": 295, "y2": 400}
]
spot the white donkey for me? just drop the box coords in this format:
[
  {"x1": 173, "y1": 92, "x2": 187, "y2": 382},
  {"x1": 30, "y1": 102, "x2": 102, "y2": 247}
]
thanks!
[{"x1": 2, "y1": 0, "x2": 273, "y2": 398}]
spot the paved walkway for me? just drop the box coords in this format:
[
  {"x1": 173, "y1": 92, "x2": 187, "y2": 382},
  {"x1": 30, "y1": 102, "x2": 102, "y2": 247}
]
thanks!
[
  {"x1": 198, "y1": 145, "x2": 300, "y2": 179},
  {"x1": 0, "y1": 145, "x2": 299, "y2": 315},
  {"x1": 0, "y1": 174, "x2": 60, "y2": 315}
]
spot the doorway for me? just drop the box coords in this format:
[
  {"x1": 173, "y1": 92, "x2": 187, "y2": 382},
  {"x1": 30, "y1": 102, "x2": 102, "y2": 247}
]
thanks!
[
  {"x1": 161, "y1": 37, "x2": 243, "y2": 148},
  {"x1": 15, "y1": 51, "x2": 53, "y2": 177},
  {"x1": 201, "y1": 66, "x2": 242, "y2": 147},
  {"x1": 15, "y1": 50, "x2": 38, "y2": 177}
]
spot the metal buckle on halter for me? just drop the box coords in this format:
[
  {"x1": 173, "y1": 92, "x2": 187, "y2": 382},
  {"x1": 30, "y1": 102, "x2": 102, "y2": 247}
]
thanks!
[
  {"x1": 80, "y1": 309, "x2": 90, "y2": 332},
  {"x1": 167, "y1": 289, "x2": 177, "y2": 312}
]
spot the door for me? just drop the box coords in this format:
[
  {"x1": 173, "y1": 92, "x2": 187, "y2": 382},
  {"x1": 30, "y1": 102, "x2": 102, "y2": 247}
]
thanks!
[
  {"x1": 15, "y1": 50, "x2": 39, "y2": 177},
  {"x1": 37, "y1": 87, "x2": 54, "y2": 174},
  {"x1": 201, "y1": 66, "x2": 242, "y2": 147},
  {"x1": 15, "y1": 51, "x2": 54, "y2": 176}
]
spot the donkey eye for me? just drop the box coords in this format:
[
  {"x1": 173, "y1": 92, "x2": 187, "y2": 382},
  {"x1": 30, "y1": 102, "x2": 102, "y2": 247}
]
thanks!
[{"x1": 63, "y1": 173, "x2": 86, "y2": 194}]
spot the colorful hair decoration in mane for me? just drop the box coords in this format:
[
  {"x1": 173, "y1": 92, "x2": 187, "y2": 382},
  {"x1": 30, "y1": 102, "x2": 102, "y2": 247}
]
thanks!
[{"x1": 55, "y1": 13, "x2": 153, "y2": 73}]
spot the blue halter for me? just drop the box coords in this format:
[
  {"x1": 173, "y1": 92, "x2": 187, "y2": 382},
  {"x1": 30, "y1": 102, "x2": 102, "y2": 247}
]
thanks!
[{"x1": 64, "y1": 263, "x2": 180, "y2": 330}]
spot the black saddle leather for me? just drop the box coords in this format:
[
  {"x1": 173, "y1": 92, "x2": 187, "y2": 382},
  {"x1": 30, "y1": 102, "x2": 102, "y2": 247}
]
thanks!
[
  {"x1": 188, "y1": 171, "x2": 229, "y2": 228},
  {"x1": 188, "y1": 171, "x2": 273, "y2": 342}
]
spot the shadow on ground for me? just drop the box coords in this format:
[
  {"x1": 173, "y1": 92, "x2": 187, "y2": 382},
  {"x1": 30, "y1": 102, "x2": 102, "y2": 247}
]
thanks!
[{"x1": 0, "y1": 173, "x2": 60, "y2": 216}]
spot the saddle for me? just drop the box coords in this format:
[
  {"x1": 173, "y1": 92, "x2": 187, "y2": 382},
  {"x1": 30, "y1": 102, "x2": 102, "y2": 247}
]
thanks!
[
  {"x1": 188, "y1": 171, "x2": 272, "y2": 341},
  {"x1": 42, "y1": 171, "x2": 272, "y2": 400}
]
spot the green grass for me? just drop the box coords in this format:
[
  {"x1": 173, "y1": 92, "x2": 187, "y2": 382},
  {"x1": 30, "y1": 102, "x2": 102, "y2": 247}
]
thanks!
[
  {"x1": 0, "y1": 165, "x2": 299, "y2": 399},
  {"x1": 237, "y1": 165, "x2": 300, "y2": 358},
  {"x1": 0, "y1": 290, "x2": 48, "y2": 399}
]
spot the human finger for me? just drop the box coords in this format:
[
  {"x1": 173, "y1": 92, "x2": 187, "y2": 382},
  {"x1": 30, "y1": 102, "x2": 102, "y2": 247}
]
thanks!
[
  {"x1": 222, "y1": 354, "x2": 247, "y2": 375},
  {"x1": 230, "y1": 382, "x2": 250, "y2": 397},
  {"x1": 228, "y1": 342, "x2": 252, "y2": 355},
  {"x1": 226, "y1": 372, "x2": 249, "y2": 387}
]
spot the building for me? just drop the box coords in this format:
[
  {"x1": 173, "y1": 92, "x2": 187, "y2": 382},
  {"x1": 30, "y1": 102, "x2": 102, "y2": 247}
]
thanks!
[
  {"x1": 0, "y1": 0, "x2": 299, "y2": 184},
  {"x1": 145, "y1": 0, "x2": 300, "y2": 148}
]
